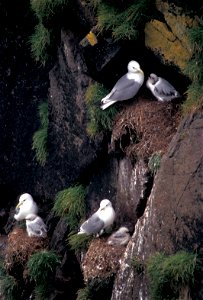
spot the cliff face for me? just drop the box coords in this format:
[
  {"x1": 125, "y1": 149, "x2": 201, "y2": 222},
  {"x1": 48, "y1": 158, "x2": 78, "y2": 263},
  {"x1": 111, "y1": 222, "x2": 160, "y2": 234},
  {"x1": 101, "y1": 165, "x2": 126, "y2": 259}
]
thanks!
[
  {"x1": 111, "y1": 112, "x2": 203, "y2": 300},
  {"x1": 0, "y1": 1, "x2": 202, "y2": 300}
]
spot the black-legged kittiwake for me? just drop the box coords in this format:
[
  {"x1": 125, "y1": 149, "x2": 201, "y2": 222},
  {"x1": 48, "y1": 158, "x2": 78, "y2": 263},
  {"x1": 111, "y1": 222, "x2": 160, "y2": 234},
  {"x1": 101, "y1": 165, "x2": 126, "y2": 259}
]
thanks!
[
  {"x1": 100, "y1": 60, "x2": 144, "y2": 110},
  {"x1": 25, "y1": 214, "x2": 47, "y2": 238},
  {"x1": 78, "y1": 199, "x2": 115, "y2": 236},
  {"x1": 107, "y1": 226, "x2": 130, "y2": 246},
  {"x1": 146, "y1": 73, "x2": 181, "y2": 102},
  {"x1": 14, "y1": 193, "x2": 38, "y2": 221}
]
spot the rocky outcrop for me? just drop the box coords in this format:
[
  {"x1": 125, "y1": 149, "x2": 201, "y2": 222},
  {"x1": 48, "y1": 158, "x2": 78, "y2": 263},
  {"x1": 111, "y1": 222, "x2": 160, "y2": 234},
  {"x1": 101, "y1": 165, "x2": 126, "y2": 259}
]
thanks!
[
  {"x1": 145, "y1": 0, "x2": 199, "y2": 70},
  {"x1": 111, "y1": 112, "x2": 203, "y2": 300}
]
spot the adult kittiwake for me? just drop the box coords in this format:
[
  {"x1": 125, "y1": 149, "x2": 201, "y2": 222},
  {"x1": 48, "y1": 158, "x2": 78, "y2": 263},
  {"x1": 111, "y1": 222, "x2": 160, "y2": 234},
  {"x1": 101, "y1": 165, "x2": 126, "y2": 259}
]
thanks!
[
  {"x1": 14, "y1": 193, "x2": 38, "y2": 221},
  {"x1": 25, "y1": 214, "x2": 47, "y2": 238},
  {"x1": 101, "y1": 60, "x2": 144, "y2": 110},
  {"x1": 146, "y1": 73, "x2": 181, "y2": 102},
  {"x1": 107, "y1": 226, "x2": 130, "y2": 246},
  {"x1": 78, "y1": 199, "x2": 115, "y2": 236}
]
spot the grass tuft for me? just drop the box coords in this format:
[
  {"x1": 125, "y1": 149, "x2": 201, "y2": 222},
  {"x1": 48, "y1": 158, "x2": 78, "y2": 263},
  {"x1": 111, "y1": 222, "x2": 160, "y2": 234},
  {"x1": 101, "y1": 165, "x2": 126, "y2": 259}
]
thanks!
[
  {"x1": 148, "y1": 151, "x2": 162, "y2": 175},
  {"x1": 131, "y1": 256, "x2": 144, "y2": 274},
  {"x1": 147, "y1": 251, "x2": 199, "y2": 300},
  {"x1": 30, "y1": 0, "x2": 69, "y2": 23},
  {"x1": 53, "y1": 185, "x2": 86, "y2": 230},
  {"x1": 32, "y1": 100, "x2": 48, "y2": 166},
  {"x1": 29, "y1": 23, "x2": 51, "y2": 66},
  {"x1": 0, "y1": 275, "x2": 18, "y2": 300},
  {"x1": 33, "y1": 283, "x2": 50, "y2": 300},
  {"x1": 76, "y1": 287, "x2": 92, "y2": 300},
  {"x1": 85, "y1": 83, "x2": 118, "y2": 136},
  {"x1": 27, "y1": 250, "x2": 60, "y2": 284},
  {"x1": 182, "y1": 25, "x2": 203, "y2": 114},
  {"x1": 95, "y1": 0, "x2": 152, "y2": 41},
  {"x1": 68, "y1": 232, "x2": 94, "y2": 252}
]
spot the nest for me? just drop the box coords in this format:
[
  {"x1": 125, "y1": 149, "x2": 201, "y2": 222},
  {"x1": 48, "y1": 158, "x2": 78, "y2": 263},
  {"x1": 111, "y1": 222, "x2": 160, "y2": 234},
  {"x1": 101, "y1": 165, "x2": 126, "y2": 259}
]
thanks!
[
  {"x1": 111, "y1": 98, "x2": 180, "y2": 159},
  {"x1": 82, "y1": 238, "x2": 125, "y2": 282},
  {"x1": 4, "y1": 227, "x2": 48, "y2": 270}
]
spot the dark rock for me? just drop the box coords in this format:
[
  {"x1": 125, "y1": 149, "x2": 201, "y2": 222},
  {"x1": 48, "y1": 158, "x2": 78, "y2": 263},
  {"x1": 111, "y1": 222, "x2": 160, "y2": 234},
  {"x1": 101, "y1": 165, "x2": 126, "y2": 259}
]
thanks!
[{"x1": 111, "y1": 112, "x2": 203, "y2": 299}]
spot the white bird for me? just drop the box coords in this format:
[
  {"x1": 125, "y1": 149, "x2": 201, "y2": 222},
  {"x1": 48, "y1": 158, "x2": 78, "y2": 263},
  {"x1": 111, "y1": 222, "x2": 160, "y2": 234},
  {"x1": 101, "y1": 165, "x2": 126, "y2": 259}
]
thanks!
[
  {"x1": 100, "y1": 60, "x2": 144, "y2": 110},
  {"x1": 14, "y1": 193, "x2": 38, "y2": 221},
  {"x1": 146, "y1": 73, "x2": 181, "y2": 102},
  {"x1": 107, "y1": 226, "x2": 130, "y2": 246},
  {"x1": 25, "y1": 214, "x2": 47, "y2": 238},
  {"x1": 78, "y1": 199, "x2": 115, "y2": 236}
]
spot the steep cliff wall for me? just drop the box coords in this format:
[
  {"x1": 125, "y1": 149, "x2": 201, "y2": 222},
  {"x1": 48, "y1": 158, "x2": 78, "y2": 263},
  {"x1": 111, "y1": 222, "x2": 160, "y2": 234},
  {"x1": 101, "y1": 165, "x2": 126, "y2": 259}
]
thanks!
[
  {"x1": 0, "y1": 1, "x2": 202, "y2": 300},
  {"x1": 111, "y1": 112, "x2": 203, "y2": 299}
]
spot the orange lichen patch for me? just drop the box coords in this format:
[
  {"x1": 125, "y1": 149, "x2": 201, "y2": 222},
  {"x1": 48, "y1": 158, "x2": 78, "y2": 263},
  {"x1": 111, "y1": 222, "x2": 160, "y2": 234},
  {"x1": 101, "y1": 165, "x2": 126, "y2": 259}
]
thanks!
[
  {"x1": 111, "y1": 98, "x2": 180, "y2": 158},
  {"x1": 4, "y1": 227, "x2": 48, "y2": 270},
  {"x1": 82, "y1": 238, "x2": 125, "y2": 282},
  {"x1": 145, "y1": 20, "x2": 191, "y2": 70},
  {"x1": 145, "y1": 1, "x2": 198, "y2": 70}
]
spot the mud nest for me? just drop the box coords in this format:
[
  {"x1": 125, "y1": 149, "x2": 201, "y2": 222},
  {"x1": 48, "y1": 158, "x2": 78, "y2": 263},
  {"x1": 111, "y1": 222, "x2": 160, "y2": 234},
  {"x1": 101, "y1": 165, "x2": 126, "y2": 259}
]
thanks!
[
  {"x1": 4, "y1": 227, "x2": 48, "y2": 270},
  {"x1": 82, "y1": 238, "x2": 125, "y2": 283},
  {"x1": 111, "y1": 98, "x2": 181, "y2": 159}
]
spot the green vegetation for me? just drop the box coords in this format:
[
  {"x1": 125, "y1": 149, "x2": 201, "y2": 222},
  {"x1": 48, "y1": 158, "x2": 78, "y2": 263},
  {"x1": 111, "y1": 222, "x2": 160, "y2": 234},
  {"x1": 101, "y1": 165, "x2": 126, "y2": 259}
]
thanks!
[
  {"x1": 76, "y1": 287, "x2": 92, "y2": 300},
  {"x1": 148, "y1": 151, "x2": 162, "y2": 175},
  {"x1": 27, "y1": 250, "x2": 60, "y2": 300},
  {"x1": 147, "y1": 251, "x2": 199, "y2": 300},
  {"x1": 183, "y1": 25, "x2": 203, "y2": 113},
  {"x1": 68, "y1": 232, "x2": 94, "y2": 252},
  {"x1": 27, "y1": 250, "x2": 60, "y2": 284},
  {"x1": 85, "y1": 83, "x2": 118, "y2": 136},
  {"x1": 53, "y1": 185, "x2": 86, "y2": 230},
  {"x1": 33, "y1": 283, "x2": 50, "y2": 300},
  {"x1": 30, "y1": 0, "x2": 69, "y2": 23},
  {"x1": 29, "y1": 0, "x2": 70, "y2": 64},
  {"x1": 32, "y1": 100, "x2": 48, "y2": 166},
  {"x1": 131, "y1": 256, "x2": 144, "y2": 274},
  {"x1": 96, "y1": 0, "x2": 152, "y2": 41},
  {"x1": 0, "y1": 275, "x2": 18, "y2": 300},
  {"x1": 29, "y1": 23, "x2": 51, "y2": 66}
]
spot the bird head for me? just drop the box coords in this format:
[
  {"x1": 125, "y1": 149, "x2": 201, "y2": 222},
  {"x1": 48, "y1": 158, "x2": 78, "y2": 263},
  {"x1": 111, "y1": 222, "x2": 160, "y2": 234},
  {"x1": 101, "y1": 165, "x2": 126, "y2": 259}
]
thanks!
[
  {"x1": 16, "y1": 193, "x2": 33, "y2": 209},
  {"x1": 99, "y1": 199, "x2": 112, "y2": 211},
  {"x1": 128, "y1": 60, "x2": 143, "y2": 74},
  {"x1": 149, "y1": 73, "x2": 158, "y2": 85}
]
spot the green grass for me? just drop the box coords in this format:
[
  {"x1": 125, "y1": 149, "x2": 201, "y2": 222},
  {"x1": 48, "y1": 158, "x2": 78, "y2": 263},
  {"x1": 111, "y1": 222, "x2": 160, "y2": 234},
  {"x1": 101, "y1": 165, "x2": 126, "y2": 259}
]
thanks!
[
  {"x1": 131, "y1": 256, "x2": 144, "y2": 274},
  {"x1": 68, "y1": 232, "x2": 94, "y2": 252},
  {"x1": 53, "y1": 185, "x2": 86, "y2": 230},
  {"x1": 0, "y1": 275, "x2": 18, "y2": 300},
  {"x1": 182, "y1": 25, "x2": 203, "y2": 114},
  {"x1": 29, "y1": 22, "x2": 51, "y2": 65},
  {"x1": 32, "y1": 100, "x2": 48, "y2": 166},
  {"x1": 148, "y1": 151, "x2": 162, "y2": 175},
  {"x1": 76, "y1": 287, "x2": 92, "y2": 300},
  {"x1": 147, "y1": 251, "x2": 199, "y2": 300},
  {"x1": 85, "y1": 83, "x2": 118, "y2": 136},
  {"x1": 33, "y1": 283, "x2": 50, "y2": 300},
  {"x1": 38, "y1": 101, "x2": 49, "y2": 127},
  {"x1": 29, "y1": 0, "x2": 70, "y2": 65},
  {"x1": 27, "y1": 250, "x2": 60, "y2": 284},
  {"x1": 95, "y1": 0, "x2": 152, "y2": 41},
  {"x1": 30, "y1": 0, "x2": 69, "y2": 23}
]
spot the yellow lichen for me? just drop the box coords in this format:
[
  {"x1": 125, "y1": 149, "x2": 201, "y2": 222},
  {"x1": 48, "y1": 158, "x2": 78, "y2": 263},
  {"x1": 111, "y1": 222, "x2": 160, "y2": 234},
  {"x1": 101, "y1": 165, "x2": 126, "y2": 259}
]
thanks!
[
  {"x1": 145, "y1": 1, "x2": 198, "y2": 70},
  {"x1": 145, "y1": 19, "x2": 191, "y2": 70}
]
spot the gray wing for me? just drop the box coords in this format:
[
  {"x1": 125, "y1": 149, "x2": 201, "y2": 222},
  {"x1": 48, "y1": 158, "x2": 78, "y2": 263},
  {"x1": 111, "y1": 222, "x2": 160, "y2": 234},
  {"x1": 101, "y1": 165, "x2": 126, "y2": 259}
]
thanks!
[
  {"x1": 28, "y1": 219, "x2": 47, "y2": 236},
  {"x1": 80, "y1": 213, "x2": 104, "y2": 234},
  {"x1": 155, "y1": 78, "x2": 179, "y2": 97},
  {"x1": 108, "y1": 75, "x2": 141, "y2": 101}
]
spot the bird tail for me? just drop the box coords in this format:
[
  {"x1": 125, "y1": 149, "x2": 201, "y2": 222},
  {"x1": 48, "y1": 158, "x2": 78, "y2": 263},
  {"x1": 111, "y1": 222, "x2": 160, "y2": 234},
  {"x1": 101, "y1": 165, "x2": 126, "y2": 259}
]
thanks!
[{"x1": 100, "y1": 100, "x2": 117, "y2": 110}]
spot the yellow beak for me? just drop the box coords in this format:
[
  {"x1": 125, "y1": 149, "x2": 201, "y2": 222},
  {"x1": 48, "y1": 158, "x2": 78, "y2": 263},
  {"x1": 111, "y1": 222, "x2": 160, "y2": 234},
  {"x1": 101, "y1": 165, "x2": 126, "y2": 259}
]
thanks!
[{"x1": 16, "y1": 203, "x2": 21, "y2": 209}]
